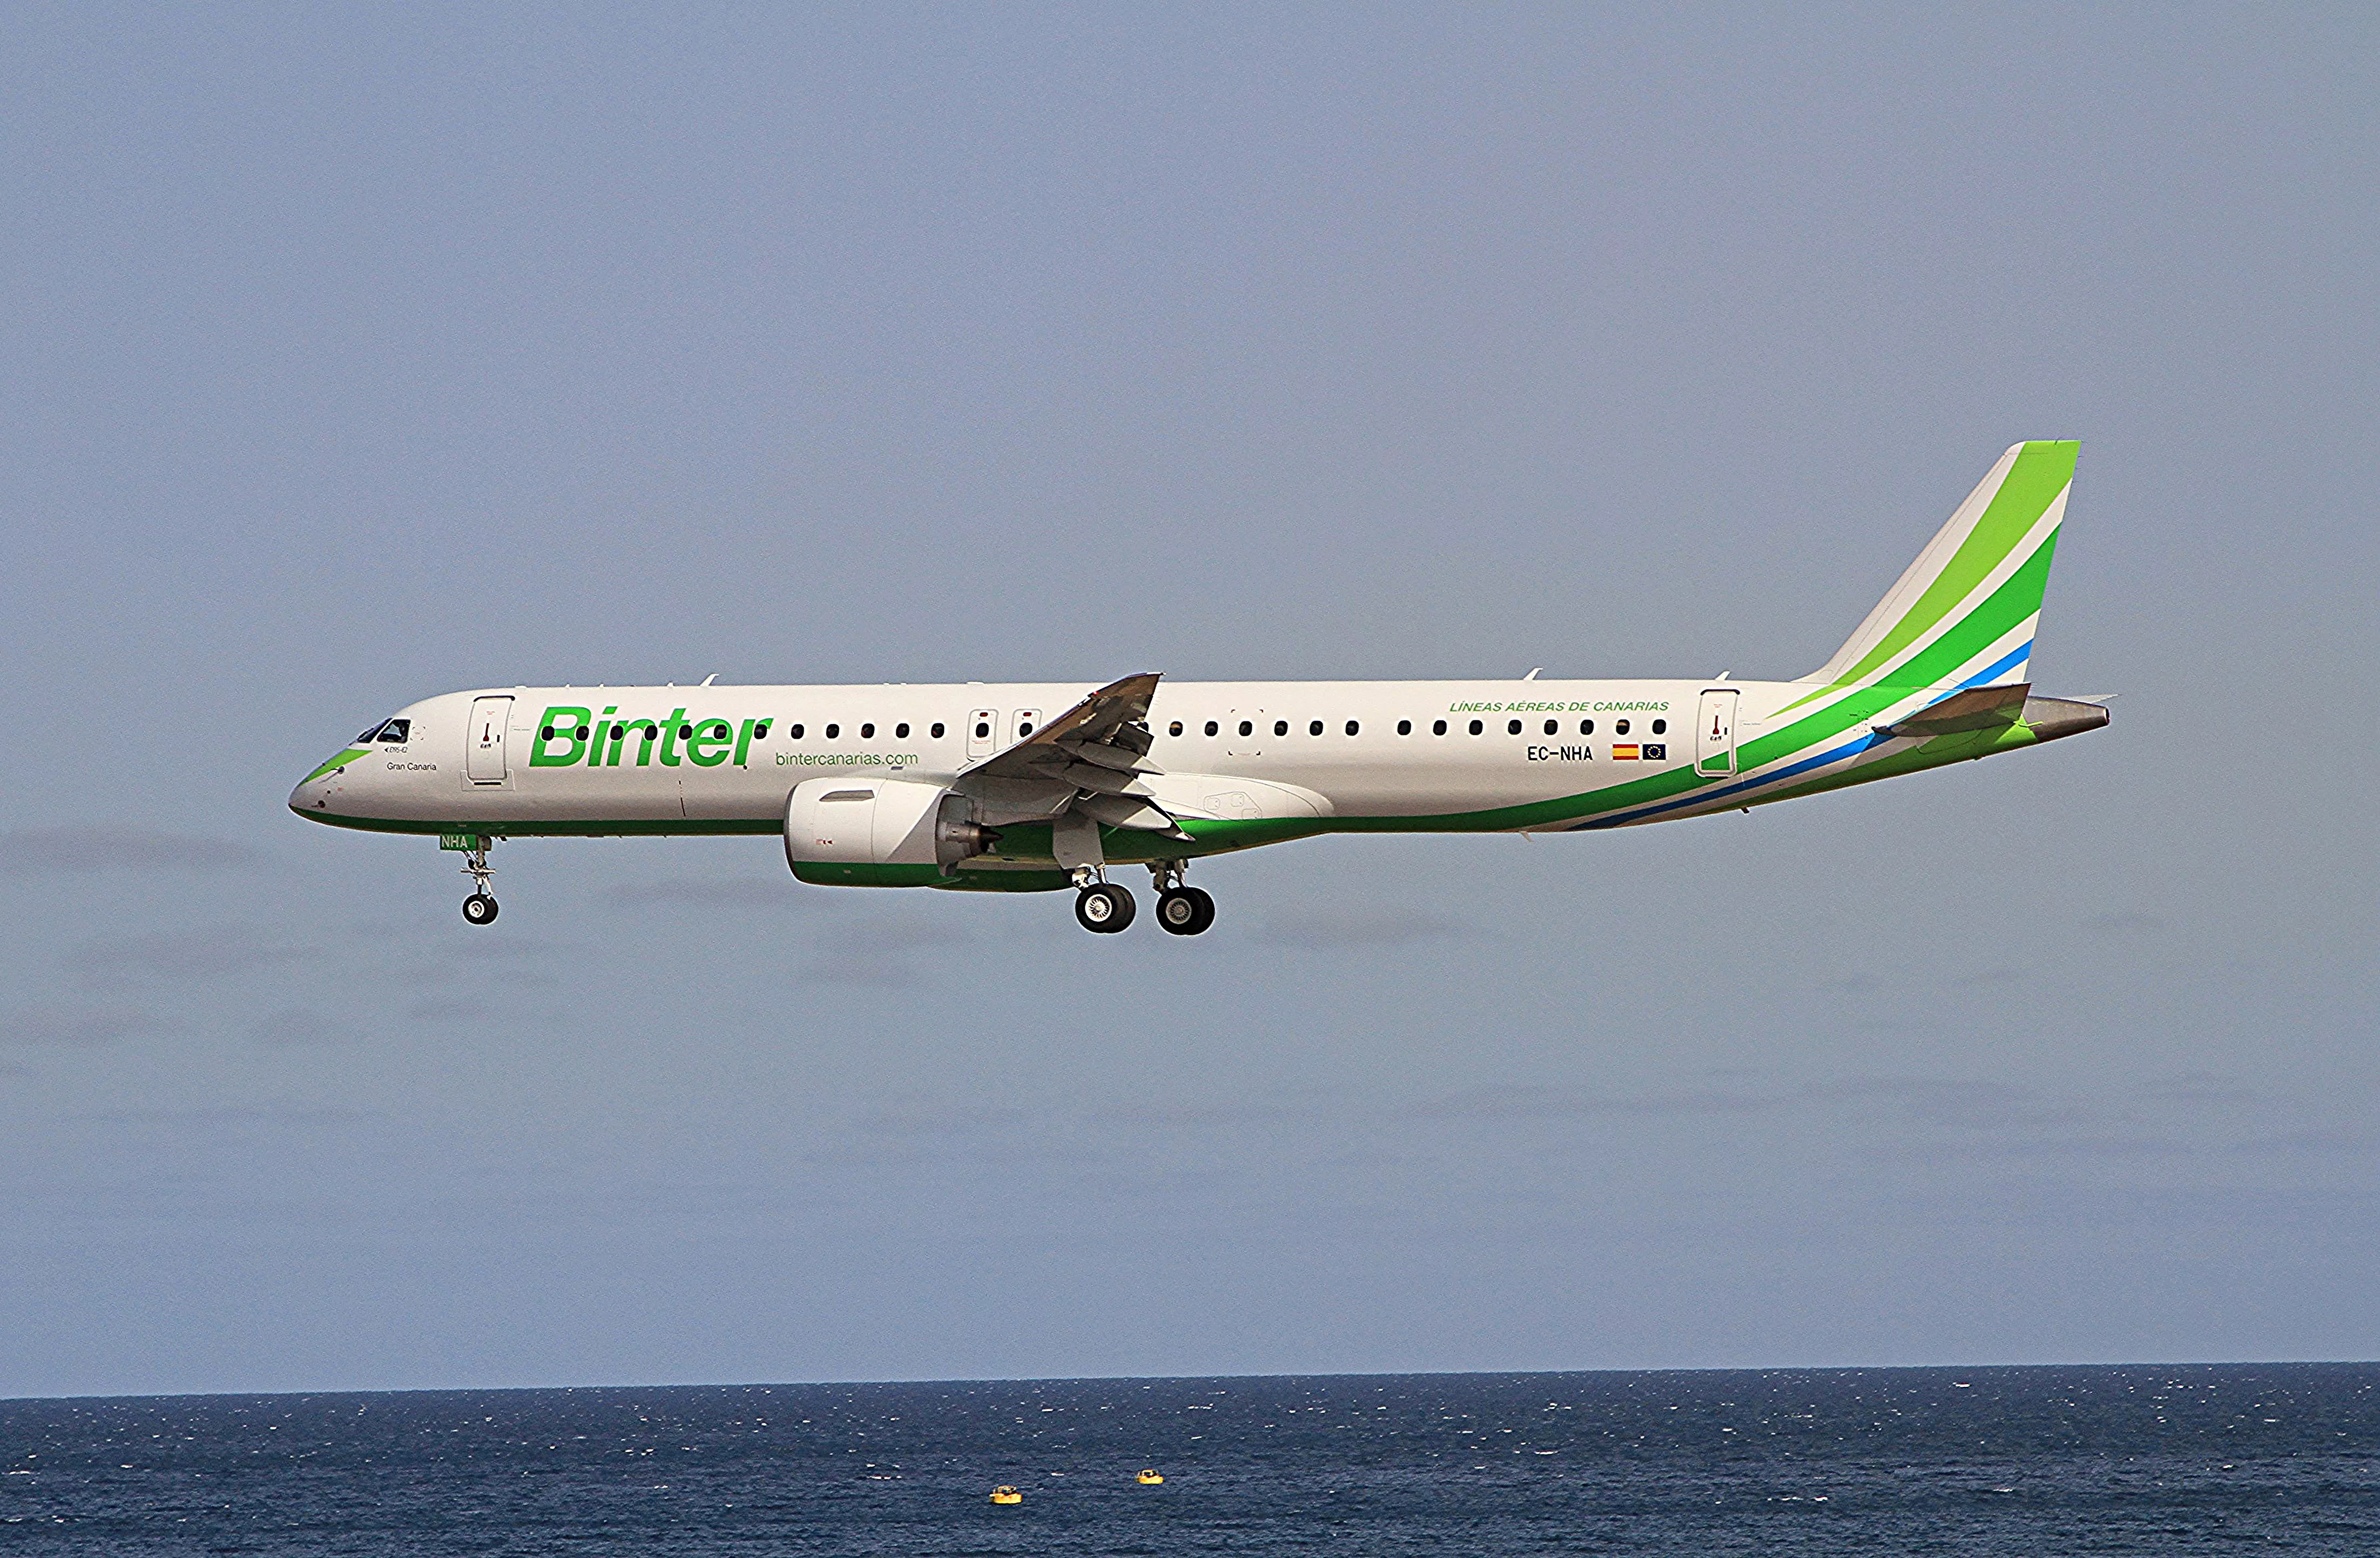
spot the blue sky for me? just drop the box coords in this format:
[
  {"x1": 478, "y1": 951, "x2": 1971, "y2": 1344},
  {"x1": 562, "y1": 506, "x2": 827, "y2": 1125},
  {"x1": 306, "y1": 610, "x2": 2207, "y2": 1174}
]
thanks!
[{"x1": 2, "y1": 3, "x2": 2375, "y2": 1396}]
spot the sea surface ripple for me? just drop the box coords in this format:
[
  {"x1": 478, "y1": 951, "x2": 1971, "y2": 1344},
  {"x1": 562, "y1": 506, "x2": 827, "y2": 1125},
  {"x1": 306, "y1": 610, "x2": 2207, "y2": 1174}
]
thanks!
[{"x1": 4, "y1": 1364, "x2": 2376, "y2": 1554}]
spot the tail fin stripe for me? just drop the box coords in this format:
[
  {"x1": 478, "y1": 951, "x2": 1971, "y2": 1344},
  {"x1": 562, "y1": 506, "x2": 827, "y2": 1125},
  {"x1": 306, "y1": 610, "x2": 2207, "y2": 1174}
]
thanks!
[
  {"x1": 1823, "y1": 447, "x2": 2071, "y2": 689},
  {"x1": 1738, "y1": 531, "x2": 2060, "y2": 776},
  {"x1": 1938, "y1": 639, "x2": 2036, "y2": 699},
  {"x1": 1783, "y1": 441, "x2": 2078, "y2": 713},
  {"x1": 1569, "y1": 545, "x2": 2060, "y2": 833}
]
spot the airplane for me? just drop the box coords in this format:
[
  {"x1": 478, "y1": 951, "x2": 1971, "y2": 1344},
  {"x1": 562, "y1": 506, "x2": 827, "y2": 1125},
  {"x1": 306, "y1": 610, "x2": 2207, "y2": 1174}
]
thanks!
[{"x1": 290, "y1": 440, "x2": 2106, "y2": 934}]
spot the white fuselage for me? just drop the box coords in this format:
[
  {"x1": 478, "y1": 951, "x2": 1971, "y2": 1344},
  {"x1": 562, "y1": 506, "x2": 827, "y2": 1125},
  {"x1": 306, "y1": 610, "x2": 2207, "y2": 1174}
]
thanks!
[{"x1": 293, "y1": 677, "x2": 1755, "y2": 835}]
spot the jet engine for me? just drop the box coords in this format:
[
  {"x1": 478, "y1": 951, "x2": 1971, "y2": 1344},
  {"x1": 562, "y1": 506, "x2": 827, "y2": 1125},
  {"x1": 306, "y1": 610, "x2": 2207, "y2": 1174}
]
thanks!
[{"x1": 783, "y1": 777, "x2": 993, "y2": 874}]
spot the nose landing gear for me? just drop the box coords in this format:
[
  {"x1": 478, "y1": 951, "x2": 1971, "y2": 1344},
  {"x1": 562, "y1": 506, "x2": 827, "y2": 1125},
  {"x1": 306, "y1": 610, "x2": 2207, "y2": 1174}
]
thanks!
[{"x1": 456, "y1": 841, "x2": 499, "y2": 926}]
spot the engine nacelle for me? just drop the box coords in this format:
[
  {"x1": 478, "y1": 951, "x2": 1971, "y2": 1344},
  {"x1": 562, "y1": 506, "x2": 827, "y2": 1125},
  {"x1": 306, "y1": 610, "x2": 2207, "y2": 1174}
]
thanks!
[{"x1": 784, "y1": 777, "x2": 993, "y2": 873}]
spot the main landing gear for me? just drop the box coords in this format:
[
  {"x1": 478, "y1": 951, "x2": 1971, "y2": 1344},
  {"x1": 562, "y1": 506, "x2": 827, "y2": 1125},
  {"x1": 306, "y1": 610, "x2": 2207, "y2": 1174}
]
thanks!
[
  {"x1": 1069, "y1": 864, "x2": 1215, "y2": 936},
  {"x1": 1148, "y1": 861, "x2": 1212, "y2": 936},
  {"x1": 1074, "y1": 880, "x2": 1135, "y2": 933},
  {"x1": 1155, "y1": 885, "x2": 1215, "y2": 936},
  {"x1": 458, "y1": 843, "x2": 499, "y2": 926}
]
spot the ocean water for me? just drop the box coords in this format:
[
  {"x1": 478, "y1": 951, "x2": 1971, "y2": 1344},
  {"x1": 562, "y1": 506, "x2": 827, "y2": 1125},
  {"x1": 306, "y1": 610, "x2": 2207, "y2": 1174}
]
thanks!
[{"x1": 4, "y1": 1365, "x2": 2376, "y2": 1554}]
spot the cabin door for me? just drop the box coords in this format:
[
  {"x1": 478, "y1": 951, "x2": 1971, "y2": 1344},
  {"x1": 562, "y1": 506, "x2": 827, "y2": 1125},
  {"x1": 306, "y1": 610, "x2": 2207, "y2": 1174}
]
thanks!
[
  {"x1": 1695, "y1": 689, "x2": 1740, "y2": 777},
  {"x1": 466, "y1": 696, "x2": 513, "y2": 785}
]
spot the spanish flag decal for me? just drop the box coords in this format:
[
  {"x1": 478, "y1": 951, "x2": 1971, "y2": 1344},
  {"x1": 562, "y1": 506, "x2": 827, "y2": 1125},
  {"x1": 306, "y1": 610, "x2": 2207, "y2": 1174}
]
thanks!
[{"x1": 1610, "y1": 744, "x2": 1640, "y2": 760}]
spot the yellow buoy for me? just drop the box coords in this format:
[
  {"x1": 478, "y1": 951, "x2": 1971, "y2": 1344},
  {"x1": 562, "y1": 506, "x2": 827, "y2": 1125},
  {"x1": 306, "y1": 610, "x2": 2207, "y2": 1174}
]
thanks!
[
  {"x1": 1137, "y1": 1468, "x2": 1165, "y2": 1485},
  {"x1": 989, "y1": 1485, "x2": 1022, "y2": 1505}
]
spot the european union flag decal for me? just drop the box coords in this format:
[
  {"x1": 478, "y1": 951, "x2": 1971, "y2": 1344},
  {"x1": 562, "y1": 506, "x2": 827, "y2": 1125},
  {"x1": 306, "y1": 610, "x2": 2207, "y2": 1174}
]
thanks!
[{"x1": 1642, "y1": 743, "x2": 1667, "y2": 761}]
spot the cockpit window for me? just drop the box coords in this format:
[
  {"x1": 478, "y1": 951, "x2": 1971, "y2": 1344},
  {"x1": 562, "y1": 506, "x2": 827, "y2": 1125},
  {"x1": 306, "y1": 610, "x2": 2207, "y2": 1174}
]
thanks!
[
  {"x1": 376, "y1": 719, "x2": 410, "y2": 743},
  {"x1": 355, "y1": 720, "x2": 388, "y2": 743}
]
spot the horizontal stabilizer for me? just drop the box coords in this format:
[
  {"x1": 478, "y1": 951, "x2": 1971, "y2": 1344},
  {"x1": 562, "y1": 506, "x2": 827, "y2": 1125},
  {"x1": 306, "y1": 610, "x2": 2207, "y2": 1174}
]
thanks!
[{"x1": 1884, "y1": 682, "x2": 2030, "y2": 739}]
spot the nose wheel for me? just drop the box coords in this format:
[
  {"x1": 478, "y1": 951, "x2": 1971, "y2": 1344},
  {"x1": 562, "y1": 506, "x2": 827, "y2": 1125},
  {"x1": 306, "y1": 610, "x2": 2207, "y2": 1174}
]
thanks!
[{"x1": 457, "y1": 843, "x2": 498, "y2": 926}]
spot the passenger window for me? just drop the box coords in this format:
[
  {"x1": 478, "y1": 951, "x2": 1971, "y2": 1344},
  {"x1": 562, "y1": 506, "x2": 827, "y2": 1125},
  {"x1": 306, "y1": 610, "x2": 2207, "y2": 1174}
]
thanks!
[
  {"x1": 895, "y1": 722, "x2": 910, "y2": 739},
  {"x1": 1433, "y1": 719, "x2": 1447, "y2": 736},
  {"x1": 377, "y1": 720, "x2": 410, "y2": 743},
  {"x1": 1239, "y1": 720, "x2": 1253, "y2": 737},
  {"x1": 930, "y1": 723, "x2": 945, "y2": 739},
  {"x1": 1616, "y1": 719, "x2": 1630, "y2": 736},
  {"x1": 860, "y1": 723, "x2": 875, "y2": 739},
  {"x1": 1205, "y1": 720, "x2": 1219, "y2": 737},
  {"x1": 1273, "y1": 719, "x2": 1288, "y2": 737},
  {"x1": 1468, "y1": 719, "x2": 1483, "y2": 736},
  {"x1": 678, "y1": 725, "x2": 693, "y2": 739},
  {"x1": 825, "y1": 724, "x2": 840, "y2": 740},
  {"x1": 791, "y1": 723, "x2": 805, "y2": 740},
  {"x1": 755, "y1": 719, "x2": 772, "y2": 739},
  {"x1": 1579, "y1": 719, "x2": 1593, "y2": 736},
  {"x1": 974, "y1": 720, "x2": 990, "y2": 739},
  {"x1": 540, "y1": 726, "x2": 553, "y2": 741},
  {"x1": 1019, "y1": 721, "x2": 1035, "y2": 737},
  {"x1": 1308, "y1": 719, "x2": 1323, "y2": 737},
  {"x1": 1397, "y1": 719, "x2": 1412, "y2": 736},
  {"x1": 1543, "y1": 719, "x2": 1558, "y2": 736},
  {"x1": 1345, "y1": 720, "x2": 1359, "y2": 737},
  {"x1": 1507, "y1": 719, "x2": 1522, "y2": 736},
  {"x1": 1651, "y1": 718, "x2": 1667, "y2": 735},
  {"x1": 1168, "y1": 720, "x2": 1183, "y2": 737}
]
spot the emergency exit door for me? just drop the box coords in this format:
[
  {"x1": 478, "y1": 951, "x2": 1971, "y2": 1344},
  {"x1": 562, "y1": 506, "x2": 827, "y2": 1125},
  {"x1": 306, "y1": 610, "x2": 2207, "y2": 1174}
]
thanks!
[
  {"x1": 1695, "y1": 689, "x2": 1739, "y2": 777},
  {"x1": 466, "y1": 696, "x2": 513, "y2": 785},
  {"x1": 965, "y1": 707, "x2": 999, "y2": 760}
]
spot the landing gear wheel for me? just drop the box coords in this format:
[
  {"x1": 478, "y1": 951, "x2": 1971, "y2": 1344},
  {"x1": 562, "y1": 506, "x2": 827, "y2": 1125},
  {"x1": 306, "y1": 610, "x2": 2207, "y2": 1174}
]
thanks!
[
  {"x1": 1155, "y1": 886, "x2": 1215, "y2": 936},
  {"x1": 1074, "y1": 882, "x2": 1135, "y2": 933},
  {"x1": 462, "y1": 893, "x2": 500, "y2": 926}
]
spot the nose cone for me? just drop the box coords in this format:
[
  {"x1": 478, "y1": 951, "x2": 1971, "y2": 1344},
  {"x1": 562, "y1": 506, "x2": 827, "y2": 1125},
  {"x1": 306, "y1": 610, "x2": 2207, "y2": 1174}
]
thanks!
[{"x1": 289, "y1": 746, "x2": 365, "y2": 820}]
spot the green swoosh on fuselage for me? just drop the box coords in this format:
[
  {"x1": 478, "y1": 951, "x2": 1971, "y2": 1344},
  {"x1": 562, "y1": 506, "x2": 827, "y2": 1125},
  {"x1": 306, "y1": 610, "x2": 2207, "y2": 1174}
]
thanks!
[{"x1": 303, "y1": 748, "x2": 371, "y2": 784}]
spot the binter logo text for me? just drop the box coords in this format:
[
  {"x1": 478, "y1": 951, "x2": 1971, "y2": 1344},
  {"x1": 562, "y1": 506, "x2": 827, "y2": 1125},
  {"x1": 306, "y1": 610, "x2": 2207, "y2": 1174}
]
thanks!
[{"x1": 529, "y1": 705, "x2": 768, "y2": 770}]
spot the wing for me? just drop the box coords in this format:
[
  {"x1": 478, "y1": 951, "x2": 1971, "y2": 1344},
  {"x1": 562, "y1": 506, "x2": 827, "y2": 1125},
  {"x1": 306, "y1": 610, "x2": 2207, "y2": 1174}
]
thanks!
[{"x1": 954, "y1": 673, "x2": 1190, "y2": 839}]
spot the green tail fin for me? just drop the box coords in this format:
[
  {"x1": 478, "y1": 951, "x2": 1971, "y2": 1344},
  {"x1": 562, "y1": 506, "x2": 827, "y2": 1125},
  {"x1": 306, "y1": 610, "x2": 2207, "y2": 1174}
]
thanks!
[{"x1": 1786, "y1": 440, "x2": 2078, "y2": 711}]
